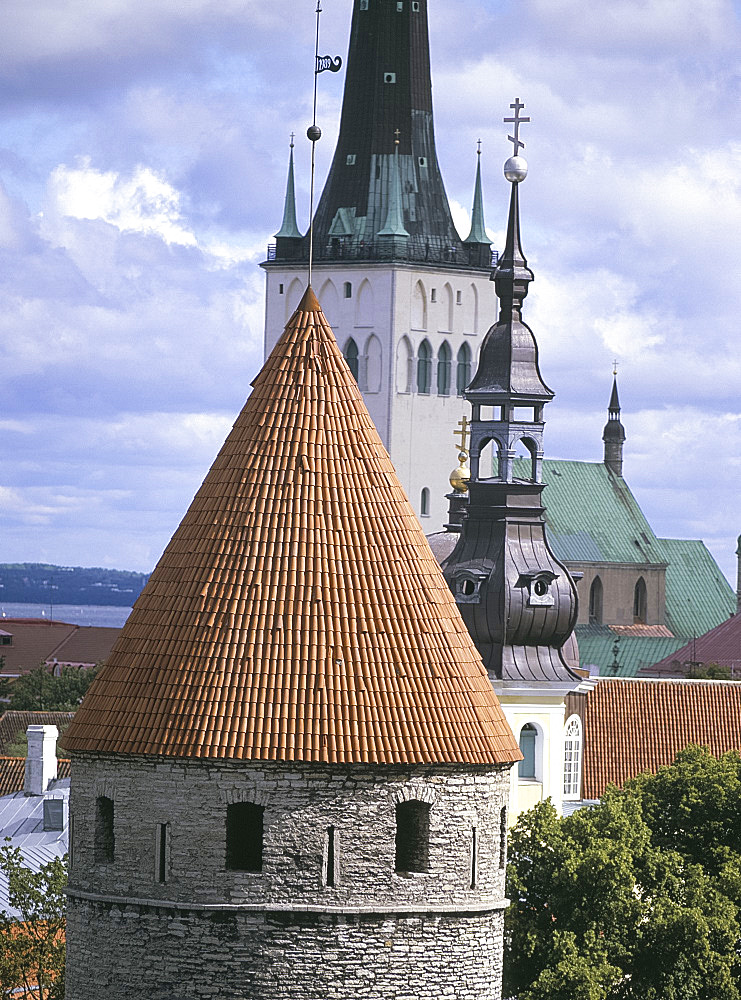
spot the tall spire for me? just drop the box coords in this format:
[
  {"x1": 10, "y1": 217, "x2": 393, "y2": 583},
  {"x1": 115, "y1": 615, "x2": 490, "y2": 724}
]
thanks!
[
  {"x1": 603, "y1": 370, "x2": 626, "y2": 477},
  {"x1": 274, "y1": 136, "x2": 302, "y2": 241},
  {"x1": 463, "y1": 144, "x2": 489, "y2": 245},
  {"x1": 277, "y1": 0, "x2": 469, "y2": 267},
  {"x1": 441, "y1": 99, "x2": 580, "y2": 686}
]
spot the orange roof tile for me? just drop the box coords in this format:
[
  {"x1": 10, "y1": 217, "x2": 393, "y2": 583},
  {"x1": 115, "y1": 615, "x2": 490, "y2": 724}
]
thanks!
[
  {"x1": 62, "y1": 287, "x2": 520, "y2": 766},
  {"x1": 568, "y1": 677, "x2": 741, "y2": 800}
]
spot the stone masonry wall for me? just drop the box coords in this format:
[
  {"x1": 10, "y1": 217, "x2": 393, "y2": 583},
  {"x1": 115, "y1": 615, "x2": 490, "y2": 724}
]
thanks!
[{"x1": 66, "y1": 755, "x2": 511, "y2": 999}]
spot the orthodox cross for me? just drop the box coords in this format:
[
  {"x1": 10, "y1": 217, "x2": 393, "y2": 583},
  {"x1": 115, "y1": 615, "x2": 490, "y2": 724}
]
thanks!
[
  {"x1": 613, "y1": 358, "x2": 620, "y2": 377},
  {"x1": 394, "y1": 127, "x2": 401, "y2": 146},
  {"x1": 504, "y1": 98, "x2": 530, "y2": 156},
  {"x1": 290, "y1": 132, "x2": 295, "y2": 149},
  {"x1": 477, "y1": 138, "x2": 482, "y2": 156},
  {"x1": 454, "y1": 416, "x2": 470, "y2": 457}
]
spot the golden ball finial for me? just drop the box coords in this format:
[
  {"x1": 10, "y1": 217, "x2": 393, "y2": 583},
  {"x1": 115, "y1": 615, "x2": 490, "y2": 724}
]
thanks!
[{"x1": 450, "y1": 451, "x2": 471, "y2": 493}]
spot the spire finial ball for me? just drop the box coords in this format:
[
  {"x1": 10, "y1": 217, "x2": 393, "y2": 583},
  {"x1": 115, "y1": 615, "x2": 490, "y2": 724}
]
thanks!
[
  {"x1": 307, "y1": 125, "x2": 322, "y2": 143},
  {"x1": 504, "y1": 155, "x2": 528, "y2": 183}
]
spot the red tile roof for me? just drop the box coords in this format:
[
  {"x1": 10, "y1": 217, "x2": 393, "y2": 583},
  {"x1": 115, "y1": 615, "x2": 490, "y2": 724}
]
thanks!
[
  {"x1": 0, "y1": 712, "x2": 76, "y2": 754},
  {"x1": 0, "y1": 620, "x2": 119, "y2": 676},
  {"x1": 62, "y1": 287, "x2": 520, "y2": 766},
  {"x1": 640, "y1": 612, "x2": 741, "y2": 677},
  {"x1": 0, "y1": 758, "x2": 71, "y2": 796},
  {"x1": 567, "y1": 677, "x2": 741, "y2": 800}
]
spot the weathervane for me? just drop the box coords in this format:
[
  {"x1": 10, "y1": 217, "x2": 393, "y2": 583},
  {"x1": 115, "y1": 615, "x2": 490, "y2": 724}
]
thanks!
[{"x1": 306, "y1": 1, "x2": 342, "y2": 287}]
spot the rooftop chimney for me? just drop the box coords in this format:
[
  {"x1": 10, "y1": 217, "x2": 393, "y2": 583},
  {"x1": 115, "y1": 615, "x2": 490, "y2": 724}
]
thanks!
[{"x1": 24, "y1": 725, "x2": 58, "y2": 796}]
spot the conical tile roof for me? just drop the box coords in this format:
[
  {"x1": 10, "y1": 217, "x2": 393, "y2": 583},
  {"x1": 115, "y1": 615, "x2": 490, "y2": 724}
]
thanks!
[{"x1": 62, "y1": 288, "x2": 520, "y2": 766}]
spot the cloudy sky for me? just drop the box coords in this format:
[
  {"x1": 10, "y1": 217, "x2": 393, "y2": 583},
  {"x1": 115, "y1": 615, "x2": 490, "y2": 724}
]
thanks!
[{"x1": 1, "y1": 0, "x2": 739, "y2": 586}]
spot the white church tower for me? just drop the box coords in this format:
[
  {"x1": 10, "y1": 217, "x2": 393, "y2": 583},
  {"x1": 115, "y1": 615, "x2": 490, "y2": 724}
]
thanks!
[{"x1": 263, "y1": 0, "x2": 496, "y2": 531}]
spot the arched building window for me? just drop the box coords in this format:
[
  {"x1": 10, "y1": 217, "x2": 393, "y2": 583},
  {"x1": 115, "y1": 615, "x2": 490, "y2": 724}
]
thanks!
[
  {"x1": 633, "y1": 577, "x2": 647, "y2": 624},
  {"x1": 365, "y1": 335, "x2": 382, "y2": 393},
  {"x1": 343, "y1": 338, "x2": 359, "y2": 382},
  {"x1": 412, "y1": 280, "x2": 427, "y2": 330},
  {"x1": 589, "y1": 576, "x2": 603, "y2": 624},
  {"x1": 420, "y1": 488, "x2": 430, "y2": 517},
  {"x1": 396, "y1": 337, "x2": 413, "y2": 393},
  {"x1": 395, "y1": 800, "x2": 430, "y2": 873},
  {"x1": 563, "y1": 715, "x2": 582, "y2": 800},
  {"x1": 437, "y1": 341, "x2": 452, "y2": 396},
  {"x1": 518, "y1": 724, "x2": 537, "y2": 779},
  {"x1": 456, "y1": 343, "x2": 472, "y2": 396},
  {"x1": 417, "y1": 340, "x2": 432, "y2": 394}
]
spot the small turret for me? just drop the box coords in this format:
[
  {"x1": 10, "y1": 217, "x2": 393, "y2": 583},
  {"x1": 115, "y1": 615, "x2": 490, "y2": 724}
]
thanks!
[
  {"x1": 603, "y1": 373, "x2": 626, "y2": 477},
  {"x1": 274, "y1": 136, "x2": 303, "y2": 259},
  {"x1": 463, "y1": 144, "x2": 491, "y2": 267}
]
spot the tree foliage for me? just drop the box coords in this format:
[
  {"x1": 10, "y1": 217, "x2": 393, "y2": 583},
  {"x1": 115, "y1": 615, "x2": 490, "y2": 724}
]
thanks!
[
  {"x1": 0, "y1": 664, "x2": 99, "y2": 712},
  {"x1": 505, "y1": 746, "x2": 741, "y2": 1000},
  {"x1": 0, "y1": 844, "x2": 66, "y2": 998}
]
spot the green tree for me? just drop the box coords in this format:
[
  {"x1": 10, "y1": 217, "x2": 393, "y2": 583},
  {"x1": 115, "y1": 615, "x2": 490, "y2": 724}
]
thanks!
[
  {"x1": 0, "y1": 844, "x2": 66, "y2": 999},
  {"x1": 505, "y1": 747, "x2": 741, "y2": 1000},
  {"x1": 1, "y1": 665, "x2": 99, "y2": 712}
]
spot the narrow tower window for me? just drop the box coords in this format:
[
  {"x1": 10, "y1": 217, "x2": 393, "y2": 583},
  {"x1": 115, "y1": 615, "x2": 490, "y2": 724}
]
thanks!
[
  {"x1": 417, "y1": 340, "x2": 432, "y2": 394},
  {"x1": 156, "y1": 823, "x2": 169, "y2": 883},
  {"x1": 456, "y1": 343, "x2": 472, "y2": 396},
  {"x1": 360, "y1": 0, "x2": 369, "y2": 8},
  {"x1": 344, "y1": 338, "x2": 360, "y2": 382},
  {"x1": 384, "y1": 72, "x2": 396, "y2": 84},
  {"x1": 344, "y1": 281, "x2": 352, "y2": 298},
  {"x1": 395, "y1": 800, "x2": 430, "y2": 873},
  {"x1": 633, "y1": 577, "x2": 647, "y2": 624},
  {"x1": 589, "y1": 576, "x2": 603, "y2": 624},
  {"x1": 412, "y1": 0, "x2": 420, "y2": 9},
  {"x1": 95, "y1": 796, "x2": 115, "y2": 864},
  {"x1": 437, "y1": 341, "x2": 452, "y2": 396},
  {"x1": 226, "y1": 802, "x2": 264, "y2": 872},
  {"x1": 420, "y1": 487, "x2": 430, "y2": 517},
  {"x1": 470, "y1": 827, "x2": 477, "y2": 889},
  {"x1": 499, "y1": 806, "x2": 508, "y2": 869},
  {"x1": 324, "y1": 826, "x2": 337, "y2": 887}
]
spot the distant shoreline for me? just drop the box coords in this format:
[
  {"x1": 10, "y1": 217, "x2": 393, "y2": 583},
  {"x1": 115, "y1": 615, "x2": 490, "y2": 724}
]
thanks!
[{"x1": 0, "y1": 603, "x2": 131, "y2": 629}]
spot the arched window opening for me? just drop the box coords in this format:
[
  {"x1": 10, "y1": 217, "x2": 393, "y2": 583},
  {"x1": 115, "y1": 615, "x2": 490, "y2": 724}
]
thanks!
[
  {"x1": 343, "y1": 281, "x2": 352, "y2": 298},
  {"x1": 226, "y1": 802, "x2": 264, "y2": 872},
  {"x1": 563, "y1": 715, "x2": 583, "y2": 800},
  {"x1": 356, "y1": 279, "x2": 374, "y2": 326},
  {"x1": 417, "y1": 340, "x2": 432, "y2": 394},
  {"x1": 95, "y1": 796, "x2": 114, "y2": 864},
  {"x1": 396, "y1": 337, "x2": 413, "y2": 393},
  {"x1": 633, "y1": 577, "x2": 647, "y2": 624},
  {"x1": 286, "y1": 277, "x2": 303, "y2": 322},
  {"x1": 412, "y1": 280, "x2": 427, "y2": 330},
  {"x1": 515, "y1": 437, "x2": 538, "y2": 481},
  {"x1": 478, "y1": 438, "x2": 501, "y2": 479},
  {"x1": 420, "y1": 487, "x2": 430, "y2": 517},
  {"x1": 589, "y1": 576, "x2": 604, "y2": 625},
  {"x1": 471, "y1": 283, "x2": 479, "y2": 334},
  {"x1": 443, "y1": 283, "x2": 454, "y2": 331},
  {"x1": 456, "y1": 343, "x2": 472, "y2": 396},
  {"x1": 365, "y1": 334, "x2": 382, "y2": 393},
  {"x1": 344, "y1": 338, "x2": 359, "y2": 382},
  {"x1": 318, "y1": 279, "x2": 339, "y2": 327},
  {"x1": 437, "y1": 341, "x2": 452, "y2": 396},
  {"x1": 395, "y1": 800, "x2": 430, "y2": 873},
  {"x1": 518, "y1": 724, "x2": 537, "y2": 779}
]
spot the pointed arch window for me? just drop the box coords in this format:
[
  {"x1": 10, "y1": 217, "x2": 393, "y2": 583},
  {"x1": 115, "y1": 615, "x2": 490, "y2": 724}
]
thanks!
[
  {"x1": 456, "y1": 343, "x2": 472, "y2": 396},
  {"x1": 420, "y1": 487, "x2": 430, "y2": 517},
  {"x1": 633, "y1": 577, "x2": 647, "y2": 624},
  {"x1": 518, "y1": 724, "x2": 537, "y2": 779},
  {"x1": 437, "y1": 341, "x2": 452, "y2": 396},
  {"x1": 589, "y1": 576, "x2": 604, "y2": 624},
  {"x1": 343, "y1": 338, "x2": 359, "y2": 382},
  {"x1": 417, "y1": 340, "x2": 432, "y2": 394},
  {"x1": 563, "y1": 715, "x2": 582, "y2": 800},
  {"x1": 396, "y1": 337, "x2": 413, "y2": 394}
]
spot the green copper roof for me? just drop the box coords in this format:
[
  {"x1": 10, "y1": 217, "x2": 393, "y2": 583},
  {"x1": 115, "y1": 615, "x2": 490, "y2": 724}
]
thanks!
[
  {"x1": 378, "y1": 147, "x2": 410, "y2": 238},
  {"x1": 576, "y1": 625, "x2": 685, "y2": 678},
  {"x1": 659, "y1": 538, "x2": 735, "y2": 638},
  {"x1": 532, "y1": 459, "x2": 667, "y2": 566},
  {"x1": 275, "y1": 144, "x2": 302, "y2": 240},
  {"x1": 463, "y1": 154, "x2": 489, "y2": 245}
]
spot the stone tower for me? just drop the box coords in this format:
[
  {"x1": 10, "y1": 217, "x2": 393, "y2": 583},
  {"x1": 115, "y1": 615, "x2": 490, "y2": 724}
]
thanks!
[
  {"x1": 263, "y1": 0, "x2": 497, "y2": 532},
  {"x1": 603, "y1": 374, "x2": 626, "y2": 476},
  {"x1": 441, "y1": 123, "x2": 583, "y2": 817},
  {"x1": 62, "y1": 287, "x2": 520, "y2": 1000}
]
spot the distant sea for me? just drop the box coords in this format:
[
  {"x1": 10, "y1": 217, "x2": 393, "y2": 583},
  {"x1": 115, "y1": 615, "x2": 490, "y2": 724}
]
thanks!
[{"x1": 0, "y1": 603, "x2": 132, "y2": 629}]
